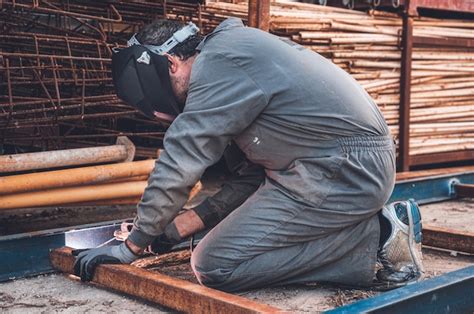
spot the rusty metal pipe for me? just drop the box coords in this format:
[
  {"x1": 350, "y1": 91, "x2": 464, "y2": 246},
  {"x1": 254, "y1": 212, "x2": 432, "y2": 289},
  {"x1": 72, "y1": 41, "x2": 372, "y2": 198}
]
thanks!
[
  {"x1": 0, "y1": 160, "x2": 155, "y2": 195},
  {"x1": 0, "y1": 181, "x2": 148, "y2": 210},
  {"x1": 0, "y1": 137, "x2": 135, "y2": 173},
  {"x1": 0, "y1": 181, "x2": 202, "y2": 210}
]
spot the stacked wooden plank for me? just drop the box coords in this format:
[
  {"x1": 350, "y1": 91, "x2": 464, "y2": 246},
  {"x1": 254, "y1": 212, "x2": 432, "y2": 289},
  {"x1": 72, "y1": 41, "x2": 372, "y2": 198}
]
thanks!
[
  {"x1": 1, "y1": 0, "x2": 472, "y2": 161},
  {"x1": 204, "y1": 1, "x2": 474, "y2": 158}
]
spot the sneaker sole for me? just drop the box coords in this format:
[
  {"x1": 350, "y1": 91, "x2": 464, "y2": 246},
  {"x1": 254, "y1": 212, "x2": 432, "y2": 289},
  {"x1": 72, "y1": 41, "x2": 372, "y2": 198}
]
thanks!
[{"x1": 406, "y1": 199, "x2": 424, "y2": 272}]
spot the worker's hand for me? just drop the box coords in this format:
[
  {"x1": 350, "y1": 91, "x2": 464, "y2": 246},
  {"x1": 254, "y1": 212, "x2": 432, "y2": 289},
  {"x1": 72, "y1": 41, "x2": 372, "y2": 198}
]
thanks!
[
  {"x1": 73, "y1": 242, "x2": 139, "y2": 281},
  {"x1": 147, "y1": 233, "x2": 177, "y2": 255}
]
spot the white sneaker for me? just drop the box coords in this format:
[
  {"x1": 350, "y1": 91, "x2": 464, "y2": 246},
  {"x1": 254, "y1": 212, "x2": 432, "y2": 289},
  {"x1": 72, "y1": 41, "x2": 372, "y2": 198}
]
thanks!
[{"x1": 377, "y1": 199, "x2": 424, "y2": 283}]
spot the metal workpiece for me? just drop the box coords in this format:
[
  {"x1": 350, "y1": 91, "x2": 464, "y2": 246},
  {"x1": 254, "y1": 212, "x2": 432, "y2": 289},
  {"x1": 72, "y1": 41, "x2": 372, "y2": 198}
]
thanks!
[
  {"x1": 423, "y1": 225, "x2": 473, "y2": 254},
  {"x1": 0, "y1": 181, "x2": 149, "y2": 210},
  {"x1": 49, "y1": 247, "x2": 280, "y2": 313},
  {"x1": 0, "y1": 180, "x2": 201, "y2": 210},
  {"x1": 0, "y1": 160, "x2": 155, "y2": 195},
  {"x1": 453, "y1": 183, "x2": 474, "y2": 198}
]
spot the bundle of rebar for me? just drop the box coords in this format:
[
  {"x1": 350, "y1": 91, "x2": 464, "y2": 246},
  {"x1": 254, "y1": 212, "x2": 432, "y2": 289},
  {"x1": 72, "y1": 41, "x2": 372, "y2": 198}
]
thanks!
[{"x1": 0, "y1": 0, "x2": 196, "y2": 157}]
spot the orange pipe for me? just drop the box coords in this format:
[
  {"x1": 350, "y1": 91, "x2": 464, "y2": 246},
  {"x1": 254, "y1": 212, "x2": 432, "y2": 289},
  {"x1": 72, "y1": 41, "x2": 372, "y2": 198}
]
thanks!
[
  {"x1": 67, "y1": 181, "x2": 203, "y2": 207},
  {"x1": 0, "y1": 181, "x2": 202, "y2": 210},
  {"x1": 0, "y1": 160, "x2": 155, "y2": 195},
  {"x1": 67, "y1": 197, "x2": 141, "y2": 206}
]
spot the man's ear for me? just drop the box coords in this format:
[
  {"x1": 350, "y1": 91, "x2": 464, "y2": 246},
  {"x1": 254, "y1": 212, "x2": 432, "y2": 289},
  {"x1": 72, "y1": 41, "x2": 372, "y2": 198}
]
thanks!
[{"x1": 164, "y1": 53, "x2": 179, "y2": 74}]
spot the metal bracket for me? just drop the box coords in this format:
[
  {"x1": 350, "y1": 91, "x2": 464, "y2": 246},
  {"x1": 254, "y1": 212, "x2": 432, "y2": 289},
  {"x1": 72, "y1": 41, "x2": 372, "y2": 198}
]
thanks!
[{"x1": 389, "y1": 171, "x2": 474, "y2": 205}]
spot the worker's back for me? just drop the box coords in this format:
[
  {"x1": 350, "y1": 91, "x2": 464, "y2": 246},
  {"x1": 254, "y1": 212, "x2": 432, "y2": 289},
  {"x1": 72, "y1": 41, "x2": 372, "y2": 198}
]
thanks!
[{"x1": 193, "y1": 18, "x2": 392, "y2": 170}]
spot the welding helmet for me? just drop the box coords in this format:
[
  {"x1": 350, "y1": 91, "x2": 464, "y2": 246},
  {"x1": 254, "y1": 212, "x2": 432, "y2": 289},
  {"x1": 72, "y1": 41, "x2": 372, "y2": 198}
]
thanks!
[{"x1": 112, "y1": 22, "x2": 199, "y2": 120}]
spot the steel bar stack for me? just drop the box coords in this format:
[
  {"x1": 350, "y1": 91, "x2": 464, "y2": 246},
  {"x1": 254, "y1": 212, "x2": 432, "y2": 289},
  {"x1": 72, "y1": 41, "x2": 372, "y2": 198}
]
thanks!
[{"x1": 0, "y1": 0, "x2": 186, "y2": 157}]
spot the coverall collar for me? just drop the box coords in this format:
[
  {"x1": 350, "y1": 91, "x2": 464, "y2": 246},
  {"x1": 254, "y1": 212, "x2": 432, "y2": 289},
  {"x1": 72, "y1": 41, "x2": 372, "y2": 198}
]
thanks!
[{"x1": 196, "y1": 18, "x2": 245, "y2": 52}]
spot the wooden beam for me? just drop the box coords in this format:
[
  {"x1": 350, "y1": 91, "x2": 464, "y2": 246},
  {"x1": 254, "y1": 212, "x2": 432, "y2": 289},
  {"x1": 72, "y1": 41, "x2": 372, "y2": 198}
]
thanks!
[
  {"x1": 423, "y1": 225, "x2": 474, "y2": 254},
  {"x1": 50, "y1": 247, "x2": 281, "y2": 313}
]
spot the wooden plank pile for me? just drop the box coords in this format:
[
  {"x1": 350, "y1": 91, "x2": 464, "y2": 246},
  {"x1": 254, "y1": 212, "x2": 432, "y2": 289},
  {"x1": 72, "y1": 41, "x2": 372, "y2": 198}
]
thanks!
[
  {"x1": 202, "y1": 1, "x2": 474, "y2": 159},
  {"x1": 1, "y1": 0, "x2": 473, "y2": 161}
]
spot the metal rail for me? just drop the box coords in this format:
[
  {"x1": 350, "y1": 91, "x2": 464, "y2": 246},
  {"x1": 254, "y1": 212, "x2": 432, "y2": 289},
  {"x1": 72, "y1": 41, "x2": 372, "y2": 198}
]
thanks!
[{"x1": 326, "y1": 265, "x2": 474, "y2": 313}]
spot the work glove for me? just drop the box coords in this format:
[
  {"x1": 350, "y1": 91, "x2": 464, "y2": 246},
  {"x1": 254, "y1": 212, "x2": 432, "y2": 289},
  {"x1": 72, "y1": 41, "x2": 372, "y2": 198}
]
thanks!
[
  {"x1": 148, "y1": 233, "x2": 179, "y2": 255},
  {"x1": 73, "y1": 242, "x2": 139, "y2": 282}
]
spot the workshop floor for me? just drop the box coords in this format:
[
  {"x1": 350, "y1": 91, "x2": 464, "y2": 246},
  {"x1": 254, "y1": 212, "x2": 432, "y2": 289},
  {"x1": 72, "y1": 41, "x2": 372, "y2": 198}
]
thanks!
[{"x1": 0, "y1": 274, "x2": 169, "y2": 313}]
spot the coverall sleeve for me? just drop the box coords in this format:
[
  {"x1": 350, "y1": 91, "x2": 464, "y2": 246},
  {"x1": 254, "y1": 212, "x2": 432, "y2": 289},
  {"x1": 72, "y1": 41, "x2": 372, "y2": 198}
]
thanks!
[
  {"x1": 194, "y1": 158, "x2": 265, "y2": 228},
  {"x1": 128, "y1": 53, "x2": 269, "y2": 247}
]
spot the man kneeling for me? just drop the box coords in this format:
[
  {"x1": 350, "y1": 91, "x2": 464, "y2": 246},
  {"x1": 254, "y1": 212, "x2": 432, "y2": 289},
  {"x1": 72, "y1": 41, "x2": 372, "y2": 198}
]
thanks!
[{"x1": 74, "y1": 18, "x2": 423, "y2": 292}]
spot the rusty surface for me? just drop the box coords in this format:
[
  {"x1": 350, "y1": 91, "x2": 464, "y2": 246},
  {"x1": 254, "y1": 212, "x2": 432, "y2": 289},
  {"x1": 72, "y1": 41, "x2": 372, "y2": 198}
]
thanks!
[
  {"x1": 423, "y1": 225, "x2": 474, "y2": 254},
  {"x1": 0, "y1": 160, "x2": 155, "y2": 195},
  {"x1": 454, "y1": 184, "x2": 474, "y2": 198},
  {"x1": 398, "y1": 12, "x2": 413, "y2": 172},
  {"x1": 0, "y1": 144, "x2": 132, "y2": 173},
  {"x1": 248, "y1": 0, "x2": 270, "y2": 31},
  {"x1": 50, "y1": 247, "x2": 281, "y2": 314}
]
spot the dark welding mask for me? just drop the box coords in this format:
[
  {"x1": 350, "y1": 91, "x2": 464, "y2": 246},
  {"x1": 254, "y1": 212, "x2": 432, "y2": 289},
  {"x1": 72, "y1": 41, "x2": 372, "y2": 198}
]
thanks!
[{"x1": 112, "y1": 22, "x2": 199, "y2": 121}]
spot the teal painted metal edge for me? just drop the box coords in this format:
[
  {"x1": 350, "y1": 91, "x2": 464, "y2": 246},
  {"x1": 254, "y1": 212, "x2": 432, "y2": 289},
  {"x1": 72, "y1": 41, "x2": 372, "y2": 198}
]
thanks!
[
  {"x1": 325, "y1": 265, "x2": 474, "y2": 313},
  {"x1": 389, "y1": 171, "x2": 474, "y2": 205}
]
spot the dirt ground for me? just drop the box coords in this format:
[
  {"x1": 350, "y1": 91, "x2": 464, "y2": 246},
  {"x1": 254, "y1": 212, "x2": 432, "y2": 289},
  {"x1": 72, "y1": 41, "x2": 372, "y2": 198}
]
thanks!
[
  {"x1": 420, "y1": 198, "x2": 474, "y2": 233},
  {"x1": 0, "y1": 274, "x2": 170, "y2": 313}
]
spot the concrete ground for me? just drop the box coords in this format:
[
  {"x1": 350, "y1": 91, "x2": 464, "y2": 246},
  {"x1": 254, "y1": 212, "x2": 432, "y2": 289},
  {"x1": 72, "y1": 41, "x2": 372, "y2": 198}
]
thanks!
[{"x1": 0, "y1": 274, "x2": 169, "y2": 313}]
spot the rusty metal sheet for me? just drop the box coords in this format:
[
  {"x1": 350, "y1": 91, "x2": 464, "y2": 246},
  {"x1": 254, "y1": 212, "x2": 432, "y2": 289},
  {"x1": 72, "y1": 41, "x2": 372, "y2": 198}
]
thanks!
[
  {"x1": 423, "y1": 225, "x2": 474, "y2": 254},
  {"x1": 454, "y1": 184, "x2": 474, "y2": 198},
  {"x1": 50, "y1": 247, "x2": 281, "y2": 314}
]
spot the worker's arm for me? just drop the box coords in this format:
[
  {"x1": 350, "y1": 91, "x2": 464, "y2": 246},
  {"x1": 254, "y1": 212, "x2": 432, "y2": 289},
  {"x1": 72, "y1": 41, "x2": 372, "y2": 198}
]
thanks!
[
  {"x1": 146, "y1": 155, "x2": 264, "y2": 255},
  {"x1": 194, "y1": 155, "x2": 265, "y2": 229},
  {"x1": 128, "y1": 52, "x2": 269, "y2": 249},
  {"x1": 74, "y1": 53, "x2": 268, "y2": 281}
]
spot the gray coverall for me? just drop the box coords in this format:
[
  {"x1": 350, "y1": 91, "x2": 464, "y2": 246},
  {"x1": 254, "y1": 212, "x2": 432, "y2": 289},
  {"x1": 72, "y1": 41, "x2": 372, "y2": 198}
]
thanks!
[{"x1": 129, "y1": 18, "x2": 396, "y2": 292}]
